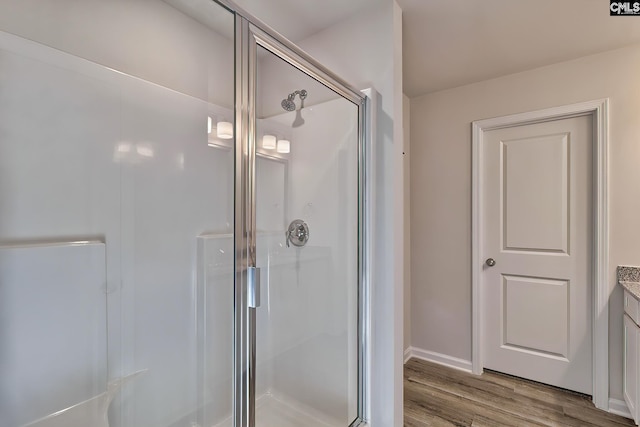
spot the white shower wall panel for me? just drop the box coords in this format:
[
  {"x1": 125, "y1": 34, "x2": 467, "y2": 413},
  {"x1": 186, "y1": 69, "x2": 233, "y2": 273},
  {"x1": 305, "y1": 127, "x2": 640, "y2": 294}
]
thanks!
[
  {"x1": 118, "y1": 74, "x2": 232, "y2": 427},
  {"x1": 0, "y1": 243, "x2": 107, "y2": 427},
  {"x1": 0, "y1": 0, "x2": 235, "y2": 107},
  {"x1": 256, "y1": 157, "x2": 286, "y2": 233},
  {"x1": 0, "y1": 31, "x2": 234, "y2": 427},
  {"x1": 261, "y1": 97, "x2": 359, "y2": 422},
  {"x1": 196, "y1": 234, "x2": 234, "y2": 426},
  {"x1": 0, "y1": 39, "x2": 122, "y2": 242}
]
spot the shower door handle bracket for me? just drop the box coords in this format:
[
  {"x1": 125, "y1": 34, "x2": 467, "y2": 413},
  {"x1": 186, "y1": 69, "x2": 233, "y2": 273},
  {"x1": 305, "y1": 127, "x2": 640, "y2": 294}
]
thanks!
[{"x1": 247, "y1": 266, "x2": 261, "y2": 308}]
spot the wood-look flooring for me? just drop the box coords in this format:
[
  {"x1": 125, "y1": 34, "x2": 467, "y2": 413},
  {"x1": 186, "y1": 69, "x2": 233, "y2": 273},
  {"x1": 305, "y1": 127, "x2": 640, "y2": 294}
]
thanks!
[{"x1": 404, "y1": 358, "x2": 636, "y2": 427}]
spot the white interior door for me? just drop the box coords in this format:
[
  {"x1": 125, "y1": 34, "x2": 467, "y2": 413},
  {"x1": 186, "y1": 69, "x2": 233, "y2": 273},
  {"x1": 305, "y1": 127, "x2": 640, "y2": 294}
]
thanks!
[{"x1": 482, "y1": 115, "x2": 592, "y2": 394}]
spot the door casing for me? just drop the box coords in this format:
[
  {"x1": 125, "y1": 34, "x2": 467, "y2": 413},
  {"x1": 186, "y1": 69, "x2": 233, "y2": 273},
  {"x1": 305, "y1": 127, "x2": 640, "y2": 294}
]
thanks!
[{"x1": 471, "y1": 99, "x2": 609, "y2": 410}]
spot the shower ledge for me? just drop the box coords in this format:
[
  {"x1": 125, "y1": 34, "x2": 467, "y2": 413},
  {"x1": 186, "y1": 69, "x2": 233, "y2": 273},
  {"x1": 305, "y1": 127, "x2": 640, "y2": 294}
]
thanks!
[{"x1": 22, "y1": 370, "x2": 146, "y2": 427}]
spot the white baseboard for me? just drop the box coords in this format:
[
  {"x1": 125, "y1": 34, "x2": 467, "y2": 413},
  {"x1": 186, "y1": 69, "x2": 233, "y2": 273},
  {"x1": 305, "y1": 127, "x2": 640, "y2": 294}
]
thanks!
[
  {"x1": 404, "y1": 347, "x2": 412, "y2": 363},
  {"x1": 609, "y1": 398, "x2": 632, "y2": 419},
  {"x1": 404, "y1": 346, "x2": 473, "y2": 373}
]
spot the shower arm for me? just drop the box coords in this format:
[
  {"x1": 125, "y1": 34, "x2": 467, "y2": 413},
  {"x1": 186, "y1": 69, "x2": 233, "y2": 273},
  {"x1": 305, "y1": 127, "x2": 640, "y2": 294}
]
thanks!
[{"x1": 288, "y1": 90, "x2": 307, "y2": 101}]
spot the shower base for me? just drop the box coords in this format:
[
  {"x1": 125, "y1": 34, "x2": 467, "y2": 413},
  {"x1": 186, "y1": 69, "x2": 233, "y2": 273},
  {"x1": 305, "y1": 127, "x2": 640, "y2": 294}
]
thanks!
[{"x1": 212, "y1": 391, "x2": 341, "y2": 427}]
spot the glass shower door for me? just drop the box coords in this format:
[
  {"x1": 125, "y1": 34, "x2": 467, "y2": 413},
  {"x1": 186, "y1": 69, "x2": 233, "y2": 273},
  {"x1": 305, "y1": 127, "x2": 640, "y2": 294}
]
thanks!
[
  {"x1": 0, "y1": 2, "x2": 236, "y2": 427},
  {"x1": 251, "y1": 42, "x2": 361, "y2": 426}
]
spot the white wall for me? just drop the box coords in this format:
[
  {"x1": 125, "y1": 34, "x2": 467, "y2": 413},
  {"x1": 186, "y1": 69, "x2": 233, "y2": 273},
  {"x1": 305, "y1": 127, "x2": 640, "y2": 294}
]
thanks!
[
  {"x1": 295, "y1": 2, "x2": 405, "y2": 425},
  {"x1": 409, "y1": 42, "x2": 640, "y2": 403}
]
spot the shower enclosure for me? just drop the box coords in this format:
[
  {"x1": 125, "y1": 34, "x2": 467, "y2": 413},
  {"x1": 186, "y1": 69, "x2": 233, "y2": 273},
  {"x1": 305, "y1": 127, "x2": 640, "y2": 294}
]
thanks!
[{"x1": 0, "y1": 1, "x2": 368, "y2": 427}]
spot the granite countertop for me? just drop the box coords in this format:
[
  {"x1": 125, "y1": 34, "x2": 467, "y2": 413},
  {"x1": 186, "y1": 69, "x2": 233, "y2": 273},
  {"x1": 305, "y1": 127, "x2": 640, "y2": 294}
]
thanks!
[
  {"x1": 620, "y1": 280, "x2": 640, "y2": 301},
  {"x1": 618, "y1": 266, "x2": 640, "y2": 301}
]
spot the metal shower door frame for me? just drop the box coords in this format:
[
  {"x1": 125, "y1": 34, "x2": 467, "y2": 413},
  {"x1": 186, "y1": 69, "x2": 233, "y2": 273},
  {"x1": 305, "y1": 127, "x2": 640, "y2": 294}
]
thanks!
[{"x1": 225, "y1": 4, "x2": 371, "y2": 426}]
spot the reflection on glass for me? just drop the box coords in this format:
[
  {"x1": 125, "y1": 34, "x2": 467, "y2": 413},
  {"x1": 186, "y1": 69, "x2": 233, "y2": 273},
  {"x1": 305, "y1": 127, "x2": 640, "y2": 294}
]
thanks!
[
  {"x1": 262, "y1": 134, "x2": 277, "y2": 150},
  {"x1": 216, "y1": 121, "x2": 234, "y2": 139},
  {"x1": 276, "y1": 139, "x2": 290, "y2": 154}
]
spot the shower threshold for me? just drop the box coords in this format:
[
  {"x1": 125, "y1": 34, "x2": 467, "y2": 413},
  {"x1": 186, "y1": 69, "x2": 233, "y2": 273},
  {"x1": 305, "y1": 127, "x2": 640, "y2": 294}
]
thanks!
[{"x1": 212, "y1": 391, "x2": 341, "y2": 427}]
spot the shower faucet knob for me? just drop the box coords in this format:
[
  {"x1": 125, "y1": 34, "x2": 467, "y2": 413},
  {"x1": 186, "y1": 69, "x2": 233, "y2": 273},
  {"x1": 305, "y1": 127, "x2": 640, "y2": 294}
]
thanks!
[{"x1": 286, "y1": 219, "x2": 309, "y2": 247}]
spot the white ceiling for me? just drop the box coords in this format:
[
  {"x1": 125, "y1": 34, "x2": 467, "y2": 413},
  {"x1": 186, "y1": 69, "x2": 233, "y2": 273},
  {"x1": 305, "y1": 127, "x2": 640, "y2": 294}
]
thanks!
[
  {"x1": 223, "y1": 0, "x2": 640, "y2": 98},
  {"x1": 232, "y1": 0, "x2": 378, "y2": 41},
  {"x1": 398, "y1": 0, "x2": 640, "y2": 97}
]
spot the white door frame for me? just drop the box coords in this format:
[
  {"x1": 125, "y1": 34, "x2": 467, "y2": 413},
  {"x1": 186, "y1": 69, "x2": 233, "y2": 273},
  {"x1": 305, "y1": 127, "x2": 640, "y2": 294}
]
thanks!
[{"x1": 471, "y1": 99, "x2": 610, "y2": 410}]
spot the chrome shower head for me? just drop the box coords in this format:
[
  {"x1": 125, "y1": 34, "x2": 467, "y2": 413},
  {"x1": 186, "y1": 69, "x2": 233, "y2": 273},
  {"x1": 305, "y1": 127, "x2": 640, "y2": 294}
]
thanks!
[
  {"x1": 281, "y1": 89, "x2": 307, "y2": 112},
  {"x1": 281, "y1": 98, "x2": 296, "y2": 111}
]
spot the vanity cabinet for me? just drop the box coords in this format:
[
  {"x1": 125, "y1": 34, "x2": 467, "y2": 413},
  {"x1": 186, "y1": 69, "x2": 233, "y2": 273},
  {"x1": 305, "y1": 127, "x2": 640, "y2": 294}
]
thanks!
[{"x1": 624, "y1": 288, "x2": 640, "y2": 425}]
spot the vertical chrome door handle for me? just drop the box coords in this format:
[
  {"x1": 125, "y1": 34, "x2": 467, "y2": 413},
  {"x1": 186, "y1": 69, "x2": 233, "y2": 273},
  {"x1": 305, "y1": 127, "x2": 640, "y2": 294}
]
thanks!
[{"x1": 247, "y1": 267, "x2": 260, "y2": 308}]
